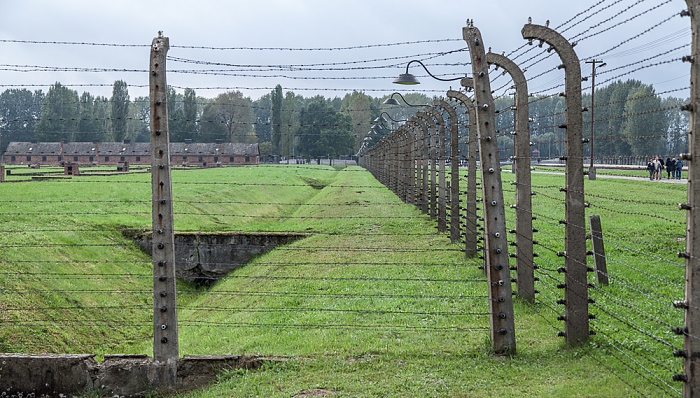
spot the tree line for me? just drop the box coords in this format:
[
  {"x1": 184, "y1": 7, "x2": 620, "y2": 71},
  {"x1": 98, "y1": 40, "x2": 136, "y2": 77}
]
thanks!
[{"x1": 0, "y1": 80, "x2": 689, "y2": 160}]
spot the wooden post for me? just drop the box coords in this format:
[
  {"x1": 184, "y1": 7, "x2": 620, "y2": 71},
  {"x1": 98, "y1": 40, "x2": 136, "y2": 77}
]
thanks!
[
  {"x1": 679, "y1": 1, "x2": 700, "y2": 394},
  {"x1": 149, "y1": 32, "x2": 178, "y2": 388},
  {"x1": 588, "y1": 214, "x2": 608, "y2": 286},
  {"x1": 464, "y1": 21, "x2": 516, "y2": 355},
  {"x1": 486, "y1": 50, "x2": 535, "y2": 301},
  {"x1": 523, "y1": 21, "x2": 590, "y2": 345}
]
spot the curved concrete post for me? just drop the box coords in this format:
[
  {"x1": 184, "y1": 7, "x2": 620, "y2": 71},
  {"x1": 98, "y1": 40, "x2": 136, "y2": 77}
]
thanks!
[
  {"x1": 406, "y1": 118, "x2": 421, "y2": 206},
  {"x1": 418, "y1": 111, "x2": 438, "y2": 219},
  {"x1": 434, "y1": 100, "x2": 460, "y2": 241},
  {"x1": 414, "y1": 113, "x2": 431, "y2": 214},
  {"x1": 523, "y1": 22, "x2": 588, "y2": 345},
  {"x1": 397, "y1": 126, "x2": 411, "y2": 202},
  {"x1": 425, "y1": 108, "x2": 446, "y2": 228},
  {"x1": 464, "y1": 22, "x2": 516, "y2": 355},
  {"x1": 486, "y1": 50, "x2": 535, "y2": 302},
  {"x1": 447, "y1": 89, "x2": 479, "y2": 258}
]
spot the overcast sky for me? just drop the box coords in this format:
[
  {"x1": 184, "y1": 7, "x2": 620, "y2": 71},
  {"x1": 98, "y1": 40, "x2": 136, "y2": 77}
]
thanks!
[{"x1": 0, "y1": 0, "x2": 691, "y2": 100}]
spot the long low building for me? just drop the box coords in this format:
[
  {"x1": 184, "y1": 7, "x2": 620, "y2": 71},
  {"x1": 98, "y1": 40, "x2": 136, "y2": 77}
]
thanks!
[{"x1": 2, "y1": 141, "x2": 260, "y2": 166}]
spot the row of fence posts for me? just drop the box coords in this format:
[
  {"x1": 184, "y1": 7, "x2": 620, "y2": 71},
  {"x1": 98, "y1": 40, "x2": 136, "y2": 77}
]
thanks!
[
  {"x1": 144, "y1": 2, "x2": 700, "y2": 393},
  {"x1": 360, "y1": 20, "x2": 592, "y2": 354},
  {"x1": 358, "y1": 4, "x2": 700, "y2": 395}
]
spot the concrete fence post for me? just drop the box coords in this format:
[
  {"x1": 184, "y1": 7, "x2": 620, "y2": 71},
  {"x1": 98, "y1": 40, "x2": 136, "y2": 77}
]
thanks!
[
  {"x1": 588, "y1": 214, "x2": 608, "y2": 286},
  {"x1": 149, "y1": 32, "x2": 179, "y2": 389},
  {"x1": 523, "y1": 21, "x2": 590, "y2": 346},
  {"x1": 419, "y1": 111, "x2": 438, "y2": 220},
  {"x1": 486, "y1": 50, "x2": 535, "y2": 301},
  {"x1": 414, "y1": 114, "x2": 430, "y2": 214},
  {"x1": 678, "y1": 1, "x2": 700, "y2": 394},
  {"x1": 464, "y1": 21, "x2": 516, "y2": 355},
  {"x1": 426, "y1": 108, "x2": 446, "y2": 229},
  {"x1": 447, "y1": 90, "x2": 479, "y2": 257},
  {"x1": 434, "y1": 100, "x2": 460, "y2": 241}
]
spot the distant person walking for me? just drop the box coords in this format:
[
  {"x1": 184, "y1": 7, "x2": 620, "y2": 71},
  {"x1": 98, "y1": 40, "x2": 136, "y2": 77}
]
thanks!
[
  {"x1": 666, "y1": 157, "x2": 674, "y2": 179},
  {"x1": 647, "y1": 158, "x2": 655, "y2": 180},
  {"x1": 654, "y1": 156, "x2": 663, "y2": 180},
  {"x1": 676, "y1": 158, "x2": 684, "y2": 179}
]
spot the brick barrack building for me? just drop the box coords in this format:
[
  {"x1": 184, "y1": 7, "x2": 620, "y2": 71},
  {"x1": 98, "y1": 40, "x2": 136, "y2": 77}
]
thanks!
[{"x1": 2, "y1": 141, "x2": 260, "y2": 167}]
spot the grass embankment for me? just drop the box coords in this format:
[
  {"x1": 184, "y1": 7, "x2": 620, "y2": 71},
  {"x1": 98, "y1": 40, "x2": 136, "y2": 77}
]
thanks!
[{"x1": 0, "y1": 164, "x2": 687, "y2": 397}]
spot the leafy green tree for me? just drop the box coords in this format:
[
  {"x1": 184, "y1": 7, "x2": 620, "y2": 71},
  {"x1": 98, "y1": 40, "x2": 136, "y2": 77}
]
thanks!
[
  {"x1": 77, "y1": 92, "x2": 101, "y2": 142},
  {"x1": 298, "y1": 98, "x2": 354, "y2": 158},
  {"x1": 280, "y1": 91, "x2": 303, "y2": 157},
  {"x1": 663, "y1": 96, "x2": 689, "y2": 156},
  {"x1": 253, "y1": 93, "x2": 272, "y2": 144},
  {"x1": 622, "y1": 85, "x2": 666, "y2": 156},
  {"x1": 35, "y1": 83, "x2": 79, "y2": 142},
  {"x1": 258, "y1": 141, "x2": 274, "y2": 157},
  {"x1": 341, "y1": 91, "x2": 373, "y2": 153},
  {"x1": 110, "y1": 80, "x2": 130, "y2": 142},
  {"x1": 199, "y1": 91, "x2": 254, "y2": 143},
  {"x1": 167, "y1": 86, "x2": 185, "y2": 141},
  {"x1": 271, "y1": 85, "x2": 283, "y2": 152},
  {"x1": 93, "y1": 96, "x2": 112, "y2": 141},
  {"x1": 605, "y1": 80, "x2": 644, "y2": 157},
  {"x1": 182, "y1": 88, "x2": 198, "y2": 139},
  {"x1": 0, "y1": 88, "x2": 43, "y2": 148},
  {"x1": 130, "y1": 96, "x2": 150, "y2": 142}
]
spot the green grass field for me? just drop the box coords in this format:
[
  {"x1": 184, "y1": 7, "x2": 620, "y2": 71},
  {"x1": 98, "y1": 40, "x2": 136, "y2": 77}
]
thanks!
[{"x1": 0, "y1": 164, "x2": 688, "y2": 397}]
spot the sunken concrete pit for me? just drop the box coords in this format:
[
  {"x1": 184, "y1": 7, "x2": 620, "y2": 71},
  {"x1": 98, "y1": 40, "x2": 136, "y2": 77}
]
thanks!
[
  {"x1": 0, "y1": 231, "x2": 304, "y2": 396},
  {"x1": 126, "y1": 230, "x2": 308, "y2": 283},
  {"x1": 0, "y1": 353, "x2": 271, "y2": 397}
]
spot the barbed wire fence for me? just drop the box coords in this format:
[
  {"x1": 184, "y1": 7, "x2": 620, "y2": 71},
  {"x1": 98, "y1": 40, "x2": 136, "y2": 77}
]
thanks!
[{"x1": 0, "y1": 0, "x2": 698, "y2": 396}]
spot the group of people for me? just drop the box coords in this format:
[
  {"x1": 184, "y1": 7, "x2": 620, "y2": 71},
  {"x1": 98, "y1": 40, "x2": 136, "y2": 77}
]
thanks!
[{"x1": 647, "y1": 156, "x2": 683, "y2": 180}]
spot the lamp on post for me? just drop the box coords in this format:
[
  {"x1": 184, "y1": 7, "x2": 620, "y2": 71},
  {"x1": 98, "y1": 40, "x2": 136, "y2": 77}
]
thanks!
[
  {"x1": 393, "y1": 59, "x2": 466, "y2": 86},
  {"x1": 585, "y1": 59, "x2": 605, "y2": 180},
  {"x1": 374, "y1": 112, "x2": 406, "y2": 131},
  {"x1": 382, "y1": 92, "x2": 431, "y2": 108}
]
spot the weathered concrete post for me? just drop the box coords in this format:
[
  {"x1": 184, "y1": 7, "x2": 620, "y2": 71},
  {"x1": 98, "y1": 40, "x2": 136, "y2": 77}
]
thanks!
[
  {"x1": 149, "y1": 32, "x2": 179, "y2": 388},
  {"x1": 419, "y1": 111, "x2": 438, "y2": 220},
  {"x1": 409, "y1": 120, "x2": 420, "y2": 206},
  {"x1": 415, "y1": 114, "x2": 430, "y2": 214},
  {"x1": 400, "y1": 123, "x2": 415, "y2": 203},
  {"x1": 464, "y1": 21, "x2": 516, "y2": 354},
  {"x1": 392, "y1": 126, "x2": 408, "y2": 202},
  {"x1": 425, "y1": 108, "x2": 446, "y2": 228},
  {"x1": 523, "y1": 21, "x2": 590, "y2": 345},
  {"x1": 486, "y1": 50, "x2": 535, "y2": 301},
  {"x1": 434, "y1": 100, "x2": 459, "y2": 240},
  {"x1": 588, "y1": 214, "x2": 608, "y2": 286},
  {"x1": 678, "y1": 1, "x2": 700, "y2": 394},
  {"x1": 447, "y1": 89, "x2": 479, "y2": 257}
]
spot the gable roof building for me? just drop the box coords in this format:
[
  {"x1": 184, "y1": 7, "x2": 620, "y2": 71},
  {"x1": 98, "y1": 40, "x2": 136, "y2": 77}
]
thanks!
[{"x1": 2, "y1": 141, "x2": 259, "y2": 166}]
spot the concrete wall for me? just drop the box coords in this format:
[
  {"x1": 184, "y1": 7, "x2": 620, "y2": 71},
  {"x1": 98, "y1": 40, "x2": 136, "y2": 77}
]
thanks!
[
  {"x1": 127, "y1": 230, "x2": 307, "y2": 283},
  {"x1": 0, "y1": 353, "x2": 268, "y2": 397}
]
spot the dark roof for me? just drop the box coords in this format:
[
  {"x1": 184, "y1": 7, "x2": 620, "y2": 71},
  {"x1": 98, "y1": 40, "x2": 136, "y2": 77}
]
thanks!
[
  {"x1": 3, "y1": 141, "x2": 259, "y2": 157},
  {"x1": 5, "y1": 142, "x2": 61, "y2": 155}
]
